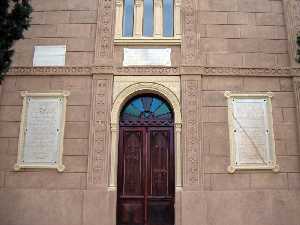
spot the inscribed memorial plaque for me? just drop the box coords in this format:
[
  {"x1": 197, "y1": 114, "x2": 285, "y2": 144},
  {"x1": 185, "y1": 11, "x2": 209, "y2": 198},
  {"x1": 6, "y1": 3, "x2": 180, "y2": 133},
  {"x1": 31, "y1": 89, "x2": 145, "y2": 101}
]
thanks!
[
  {"x1": 15, "y1": 91, "x2": 69, "y2": 172},
  {"x1": 224, "y1": 92, "x2": 279, "y2": 173},
  {"x1": 123, "y1": 48, "x2": 171, "y2": 66}
]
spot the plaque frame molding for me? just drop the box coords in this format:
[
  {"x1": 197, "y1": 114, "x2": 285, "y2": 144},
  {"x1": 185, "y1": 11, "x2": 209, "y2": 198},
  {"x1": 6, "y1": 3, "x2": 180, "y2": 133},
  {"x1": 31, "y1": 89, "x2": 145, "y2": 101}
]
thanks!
[
  {"x1": 14, "y1": 91, "x2": 70, "y2": 172},
  {"x1": 224, "y1": 91, "x2": 280, "y2": 173}
]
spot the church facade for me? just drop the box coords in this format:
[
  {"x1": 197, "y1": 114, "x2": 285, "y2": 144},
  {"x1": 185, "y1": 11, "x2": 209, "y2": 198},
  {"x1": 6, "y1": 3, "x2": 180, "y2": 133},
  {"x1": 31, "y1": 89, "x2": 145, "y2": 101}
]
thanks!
[{"x1": 0, "y1": 0, "x2": 300, "y2": 225}]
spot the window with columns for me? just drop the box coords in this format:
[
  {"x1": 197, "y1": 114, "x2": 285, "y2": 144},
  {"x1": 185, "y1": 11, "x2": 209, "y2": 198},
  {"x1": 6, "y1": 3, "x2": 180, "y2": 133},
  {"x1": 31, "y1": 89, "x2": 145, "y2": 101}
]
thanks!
[{"x1": 115, "y1": 0, "x2": 181, "y2": 44}]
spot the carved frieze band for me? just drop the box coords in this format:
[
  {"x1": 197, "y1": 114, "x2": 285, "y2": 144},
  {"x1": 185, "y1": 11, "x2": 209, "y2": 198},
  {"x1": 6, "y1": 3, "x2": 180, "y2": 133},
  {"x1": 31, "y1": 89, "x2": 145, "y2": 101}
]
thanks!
[
  {"x1": 181, "y1": 76, "x2": 202, "y2": 186},
  {"x1": 88, "y1": 75, "x2": 113, "y2": 187},
  {"x1": 181, "y1": 0, "x2": 198, "y2": 65},
  {"x1": 6, "y1": 66, "x2": 300, "y2": 77},
  {"x1": 283, "y1": 0, "x2": 300, "y2": 67},
  {"x1": 94, "y1": 0, "x2": 115, "y2": 65}
]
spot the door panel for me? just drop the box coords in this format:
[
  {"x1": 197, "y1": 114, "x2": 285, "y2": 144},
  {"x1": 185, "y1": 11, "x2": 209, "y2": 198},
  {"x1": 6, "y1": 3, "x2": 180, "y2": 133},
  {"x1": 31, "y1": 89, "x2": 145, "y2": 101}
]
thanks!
[
  {"x1": 118, "y1": 128, "x2": 145, "y2": 225},
  {"x1": 117, "y1": 127, "x2": 174, "y2": 225},
  {"x1": 147, "y1": 128, "x2": 174, "y2": 225}
]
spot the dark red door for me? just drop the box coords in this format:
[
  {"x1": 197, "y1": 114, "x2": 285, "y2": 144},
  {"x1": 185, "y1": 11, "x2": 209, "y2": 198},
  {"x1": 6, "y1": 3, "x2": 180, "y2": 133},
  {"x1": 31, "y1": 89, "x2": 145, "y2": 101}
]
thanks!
[{"x1": 117, "y1": 126, "x2": 174, "y2": 225}]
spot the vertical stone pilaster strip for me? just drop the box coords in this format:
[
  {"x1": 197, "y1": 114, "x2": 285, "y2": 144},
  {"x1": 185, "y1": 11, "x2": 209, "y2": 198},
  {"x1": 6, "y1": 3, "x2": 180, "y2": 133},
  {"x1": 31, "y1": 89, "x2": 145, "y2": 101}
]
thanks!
[
  {"x1": 94, "y1": 0, "x2": 115, "y2": 65},
  {"x1": 88, "y1": 75, "x2": 113, "y2": 188},
  {"x1": 181, "y1": 0, "x2": 198, "y2": 65},
  {"x1": 174, "y1": 0, "x2": 182, "y2": 39},
  {"x1": 293, "y1": 77, "x2": 300, "y2": 148},
  {"x1": 181, "y1": 76, "x2": 203, "y2": 187},
  {"x1": 154, "y1": 0, "x2": 163, "y2": 37},
  {"x1": 283, "y1": 0, "x2": 300, "y2": 67},
  {"x1": 134, "y1": 0, "x2": 144, "y2": 37},
  {"x1": 115, "y1": 0, "x2": 123, "y2": 38}
]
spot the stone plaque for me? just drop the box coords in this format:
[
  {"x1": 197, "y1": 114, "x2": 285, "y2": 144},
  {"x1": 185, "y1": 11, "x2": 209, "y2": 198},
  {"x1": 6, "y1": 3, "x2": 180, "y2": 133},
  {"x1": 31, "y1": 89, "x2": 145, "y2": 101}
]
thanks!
[
  {"x1": 123, "y1": 48, "x2": 171, "y2": 66},
  {"x1": 225, "y1": 92, "x2": 279, "y2": 173},
  {"x1": 15, "y1": 91, "x2": 69, "y2": 172}
]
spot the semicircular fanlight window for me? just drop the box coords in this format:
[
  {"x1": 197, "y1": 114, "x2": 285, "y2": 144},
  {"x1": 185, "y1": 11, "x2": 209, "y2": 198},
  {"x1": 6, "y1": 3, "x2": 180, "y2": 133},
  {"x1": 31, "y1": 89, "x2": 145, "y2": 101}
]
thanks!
[{"x1": 120, "y1": 95, "x2": 173, "y2": 123}]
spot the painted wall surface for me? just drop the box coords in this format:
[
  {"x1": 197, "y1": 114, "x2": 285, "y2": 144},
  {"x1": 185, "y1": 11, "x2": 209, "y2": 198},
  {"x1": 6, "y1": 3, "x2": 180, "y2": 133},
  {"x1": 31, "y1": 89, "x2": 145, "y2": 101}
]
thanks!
[{"x1": 0, "y1": 0, "x2": 300, "y2": 225}]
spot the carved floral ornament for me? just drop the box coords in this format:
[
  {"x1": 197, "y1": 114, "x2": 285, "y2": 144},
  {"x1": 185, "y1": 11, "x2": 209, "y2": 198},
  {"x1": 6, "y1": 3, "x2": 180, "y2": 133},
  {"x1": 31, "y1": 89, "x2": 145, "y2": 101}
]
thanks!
[{"x1": 6, "y1": 66, "x2": 297, "y2": 76}]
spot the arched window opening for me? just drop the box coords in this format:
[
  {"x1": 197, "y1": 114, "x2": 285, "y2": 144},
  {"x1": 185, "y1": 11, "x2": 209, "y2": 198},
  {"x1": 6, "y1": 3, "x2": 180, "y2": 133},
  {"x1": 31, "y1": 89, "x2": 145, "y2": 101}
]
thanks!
[{"x1": 120, "y1": 94, "x2": 174, "y2": 126}]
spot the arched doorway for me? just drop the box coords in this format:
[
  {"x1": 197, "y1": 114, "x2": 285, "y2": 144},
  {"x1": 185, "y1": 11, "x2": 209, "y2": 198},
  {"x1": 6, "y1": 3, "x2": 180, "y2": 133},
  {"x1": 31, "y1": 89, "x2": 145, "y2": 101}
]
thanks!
[{"x1": 117, "y1": 94, "x2": 175, "y2": 225}]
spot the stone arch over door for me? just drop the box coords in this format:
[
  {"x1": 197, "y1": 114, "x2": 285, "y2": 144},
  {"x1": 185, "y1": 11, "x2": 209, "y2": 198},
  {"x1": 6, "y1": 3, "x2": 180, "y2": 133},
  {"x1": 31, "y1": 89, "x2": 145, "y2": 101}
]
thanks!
[{"x1": 109, "y1": 82, "x2": 182, "y2": 190}]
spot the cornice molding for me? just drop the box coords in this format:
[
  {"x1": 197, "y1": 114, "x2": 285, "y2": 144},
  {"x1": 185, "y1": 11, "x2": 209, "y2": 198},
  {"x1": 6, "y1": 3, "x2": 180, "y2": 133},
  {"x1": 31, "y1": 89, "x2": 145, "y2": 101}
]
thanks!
[{"x1": 6, "y1": 66, "x2": 300, "y2": 77}]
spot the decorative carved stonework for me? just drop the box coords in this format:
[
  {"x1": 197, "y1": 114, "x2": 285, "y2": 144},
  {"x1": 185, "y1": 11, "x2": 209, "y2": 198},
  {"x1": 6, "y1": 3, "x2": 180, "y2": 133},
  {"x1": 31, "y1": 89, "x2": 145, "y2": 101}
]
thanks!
[
  {"x1": 181, "y1": 76, "x2": 202, "y2": 186},
  {"x1": 88, "y1": 75, "x2": 113, "y2": 187},
  {"x1": 114, "y1": 66, "x2": 180, "y2": 75},
  {"x1": 94, "y1": 0, "x2": 115, "y2": 65},
  {"x1": 8, "y1": 66, "x2": 91, "y2": 76},
  {"x1": 181, "y1": 0, "x2": 198, "y2": 65},
  {"x1": 181, "y1": 66, "x2": 291, "y2": 77},
  {"x1": 293, "y1": 78, "x2": 300, "y2": 147},
  {"x1": 283, "y1": 0, "x2": 300, "y2": 67},
  {"x1": 6, "y1": 66, "x2": 297, "y2": 77}
]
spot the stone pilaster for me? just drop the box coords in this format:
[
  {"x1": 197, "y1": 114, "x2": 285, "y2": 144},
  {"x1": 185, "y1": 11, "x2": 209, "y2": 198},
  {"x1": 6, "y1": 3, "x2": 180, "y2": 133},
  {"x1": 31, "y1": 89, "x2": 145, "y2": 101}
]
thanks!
[
  {"x1": 87, "y1": 75, "x2": 113, "y2": 188},
  {"x1": 94, "y1": 0, "x2": 115, "y2": 65},
  {"x1": 181, "y1": 0, "x2": 198, "y2": 65},
  {"x1": 293, "y1": 77, "x2": 300, "y2": 147},
  {"x1": 181, "y1": 75, "x2": 203, "y2": 188},
  {"x1": 283, "y1": 0, "x2": 300, "y2": 67}
]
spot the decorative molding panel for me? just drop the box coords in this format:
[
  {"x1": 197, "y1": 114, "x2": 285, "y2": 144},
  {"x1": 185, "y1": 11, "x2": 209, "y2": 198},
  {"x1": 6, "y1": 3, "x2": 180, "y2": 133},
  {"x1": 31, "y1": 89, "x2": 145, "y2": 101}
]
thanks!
[
  {"x1": 113, "y1": 76, "x2": 181, "y2": 101},
  {"x1": 224, "y1": 92, "x2": 279, "y2": 173},
  {"x1": 88, "y1": 75, "x2": 113, "y2": 187},
  {"x1": 94, "y1": 0, "x2": 115, "y2": 65},
  {"x1": 15, "y1": 91, "x2": 69, "y2": 172},
  {"x1": 181, "y1": 76, "x2": 202, "y2": 187},
  {"x1": 283, "y1": 0, "x2": 300, "y2": 67}
]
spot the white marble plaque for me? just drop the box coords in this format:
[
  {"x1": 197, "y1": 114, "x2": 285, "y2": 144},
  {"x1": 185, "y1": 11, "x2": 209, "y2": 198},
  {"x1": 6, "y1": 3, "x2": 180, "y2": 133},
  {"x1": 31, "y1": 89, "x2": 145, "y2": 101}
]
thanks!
[
  {"x1": 15, "y1": 92, "x2": 69, "y2": 172},
  {"x1": 225, "y1": 92, "x2": 279, "y2": 173},
  {"x1": 33, "y1": 45, "x2": 66, "y2": 66},
  {"x1": 233, "y1": 99, "x2": 269, "y2": 164},
  {"x1": 123, "y1": 48, "x2": 171, "y2": 66}
]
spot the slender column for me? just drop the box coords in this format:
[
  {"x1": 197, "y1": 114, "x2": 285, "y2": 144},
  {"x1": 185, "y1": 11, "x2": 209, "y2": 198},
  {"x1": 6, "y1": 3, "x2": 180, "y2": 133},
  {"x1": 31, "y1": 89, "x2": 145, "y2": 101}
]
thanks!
[
  {"x1": 154, "y1": 0, "x2": 163, "y2": 37},
  {"x1": 175, "y1": 123, "x2": 183, "y2": 188},
  {"x1": 109, "y1": 123, "x2": 119, "y2": 188},
  {"x1": 134, "y1": 0, "x2": 143, "y2": 37},
  {"x1": 174, "y1": 0, "x2": 181, "y2": 38},
  {"x1": 115, "y1": 0, "x2": 123, "y2": 38}
]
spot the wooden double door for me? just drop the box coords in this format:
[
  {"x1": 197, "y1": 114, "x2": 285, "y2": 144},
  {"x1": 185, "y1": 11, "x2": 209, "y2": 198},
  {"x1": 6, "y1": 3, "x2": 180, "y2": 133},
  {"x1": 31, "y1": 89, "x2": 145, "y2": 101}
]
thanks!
[{"x1": 117, "y1": 126, "x2": 175, "y2": 225}]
